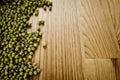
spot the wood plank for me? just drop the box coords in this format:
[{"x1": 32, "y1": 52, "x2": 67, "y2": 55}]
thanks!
[
  {"x1": 111, "y1": 59, "x2": 120, "y2": 80},
  {"x1": 27, "y1": 0, "x2": 120, "y2": 80},
  {"x1": 30, "y1": 0, "x2": 84, "y2": 80},
  {"x1": 76, "y1": 0, "x2": 120, "y2": 58},
  {"x1": 83, "y1": 59, "x2": 116, "y2": 80}
]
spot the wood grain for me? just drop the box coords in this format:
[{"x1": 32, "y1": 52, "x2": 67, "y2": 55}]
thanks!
[
  {"x1": 111, "y1": 59, "x2": 120, "y2": 80},
  {"x1": 30, "y1": 0, "x2": 84, "y2": 80},
  {"x1": 76, "y1": 0, "x2": 120, "y2": 58},
  {"x1": 28, "y1": 0, "x2": 120, "y2": 80},
  {"x1": 83, "y1": 59, "x2": 116, "y2": 80}
]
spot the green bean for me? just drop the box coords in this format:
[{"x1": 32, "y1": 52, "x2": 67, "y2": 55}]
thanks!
[
  {"x1": 42, "y1": 42, "x2": 47, "y2": 48},
  {"x1": 38, "y1": 20, "x2": 45, "y2": 26},
  {"x1": 35, "y1": 10, "x2": 39, "y2": 16},
  {"x1": 0, "y1": 0, "x2": 53, "y2": 79}
]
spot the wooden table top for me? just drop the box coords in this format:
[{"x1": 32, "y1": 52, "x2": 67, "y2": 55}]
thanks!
[{"x1": 29, "y1": 0, "x2": 120, "y2": 80}]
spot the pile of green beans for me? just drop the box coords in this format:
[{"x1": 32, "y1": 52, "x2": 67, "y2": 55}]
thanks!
[{"x1": 0, "y1": 0, "x2": 52, "y2": 79}]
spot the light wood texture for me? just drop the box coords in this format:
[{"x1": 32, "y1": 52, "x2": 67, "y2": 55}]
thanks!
[
  {"x1": 29, "y1": 0, "x2": 120, "y2": 80},
  {"x1": 76, "y1": 0, "x2": 120, "y2": 58},
  {"x1": 83, "y1": 59, "x2": 116, "y2": 80},
  {"x1": 30, "y1": 0, "x2": 84, "y2": 80}
]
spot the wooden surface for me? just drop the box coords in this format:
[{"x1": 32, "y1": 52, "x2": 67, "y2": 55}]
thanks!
[
  {"x1": 78, "y1": 0, "x2": 120, "y2": 58},
  {"x1": 29, "y1": 0, "x2": 120, "y2": 80}
]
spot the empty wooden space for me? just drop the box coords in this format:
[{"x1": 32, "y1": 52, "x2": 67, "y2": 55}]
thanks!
[
  {"x1": 77, "y1": 0, "x2": 120, "y2": 58},
  {"x1": 30, "y1": 0, "x2": 120, "y2": 80}
]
